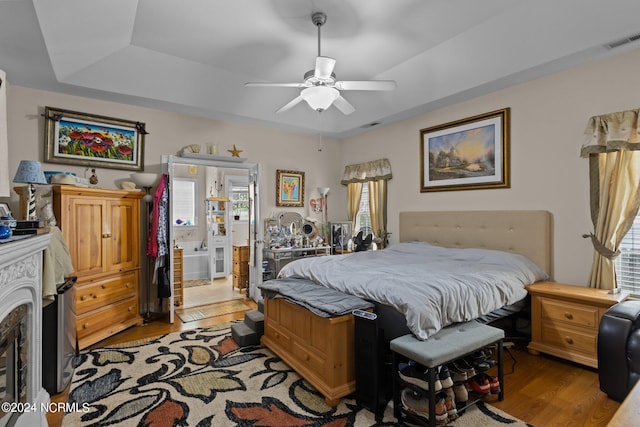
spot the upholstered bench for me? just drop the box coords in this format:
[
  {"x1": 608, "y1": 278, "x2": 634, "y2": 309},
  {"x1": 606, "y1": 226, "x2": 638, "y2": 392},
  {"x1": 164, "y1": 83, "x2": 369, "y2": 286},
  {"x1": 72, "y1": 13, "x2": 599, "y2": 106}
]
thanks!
[{"x1": 390, "y1": 321, "x2": 505, "y2": 426}]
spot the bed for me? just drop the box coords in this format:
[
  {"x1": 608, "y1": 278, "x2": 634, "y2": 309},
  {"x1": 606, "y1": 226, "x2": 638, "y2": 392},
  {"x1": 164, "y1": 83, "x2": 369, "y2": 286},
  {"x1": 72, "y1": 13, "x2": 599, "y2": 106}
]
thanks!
[{"x1": 259, "y1": 210, "x2": 553, "y2": 405}]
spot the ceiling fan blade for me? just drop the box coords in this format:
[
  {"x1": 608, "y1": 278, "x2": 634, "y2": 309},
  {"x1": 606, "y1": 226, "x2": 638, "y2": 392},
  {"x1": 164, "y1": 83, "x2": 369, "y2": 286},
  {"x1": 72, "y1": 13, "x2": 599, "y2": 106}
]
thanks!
[
  {"x1": 314, "y1": 56, "x2": 336, "y2": 80},
  {"x1": 276, "y1": 95, "x2": 304, "y2": 113},
  {"x1": 244, "y1": 82, "x2": 307, "y2": 87},
  {"x1": 335, "y1": 80, "x2": 397, "y2": 91},
  {"x1": 333, "y1": 95, "x2": 355, "y2": 115},
  {"x1": 245, "y1": 82, "x2": 307, "y2": 88}
]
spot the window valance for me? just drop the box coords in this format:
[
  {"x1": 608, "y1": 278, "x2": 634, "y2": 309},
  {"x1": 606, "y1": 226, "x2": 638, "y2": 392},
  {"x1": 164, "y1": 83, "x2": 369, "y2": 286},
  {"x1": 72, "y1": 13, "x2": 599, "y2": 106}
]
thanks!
[
  {"x1": 581, "y1": 108, "x2": 640, "y2": 157},
  {"x1": 341, "y1": 158, "x2": 392, "y2": 184}
]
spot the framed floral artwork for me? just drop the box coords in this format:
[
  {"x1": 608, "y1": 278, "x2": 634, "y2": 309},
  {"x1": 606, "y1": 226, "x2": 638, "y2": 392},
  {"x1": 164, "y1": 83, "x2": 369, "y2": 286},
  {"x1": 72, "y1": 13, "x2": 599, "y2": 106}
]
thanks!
[
  {"x1": 276, "y1": 169, "x2": 304, "y2": 207},
  {"x1": 420, "y1": 108, "x2": 510, "y2": 192},
  {"x1": 44, "y1": 106, "x2": 146, "y2": 171}
]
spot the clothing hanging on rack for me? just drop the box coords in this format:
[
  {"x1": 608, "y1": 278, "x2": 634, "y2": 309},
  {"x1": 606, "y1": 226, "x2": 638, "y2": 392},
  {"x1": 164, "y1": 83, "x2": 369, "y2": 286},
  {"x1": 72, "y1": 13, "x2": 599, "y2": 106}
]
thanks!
[{"x1": 148, "y1": 174, "x2": 171, "y2": 299}]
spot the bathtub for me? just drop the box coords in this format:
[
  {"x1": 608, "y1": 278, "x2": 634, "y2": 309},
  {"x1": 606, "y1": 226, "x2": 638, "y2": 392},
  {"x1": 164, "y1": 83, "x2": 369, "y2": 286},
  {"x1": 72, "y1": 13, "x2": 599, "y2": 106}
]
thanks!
[{"x1": 178, "y1": 241, "x2": 209, "y2": 280}]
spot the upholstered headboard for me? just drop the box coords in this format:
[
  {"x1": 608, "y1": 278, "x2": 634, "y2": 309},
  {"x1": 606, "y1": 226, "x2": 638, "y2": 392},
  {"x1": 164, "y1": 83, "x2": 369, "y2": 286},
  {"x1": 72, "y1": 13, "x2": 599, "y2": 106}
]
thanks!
[{"x1": 399, "y1": 210, "x2": 553, "y2": 277}]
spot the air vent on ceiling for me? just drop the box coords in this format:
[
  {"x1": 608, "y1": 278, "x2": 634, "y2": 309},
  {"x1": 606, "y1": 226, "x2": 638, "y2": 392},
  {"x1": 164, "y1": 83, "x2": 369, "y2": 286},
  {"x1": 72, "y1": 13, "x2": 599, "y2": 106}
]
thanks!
[
  {"x1": 361, "y1": 122, "x2": 380, "y2": 128},
  {"x1": 605, "y1": 32, "x2": 640, "y2": 49}
]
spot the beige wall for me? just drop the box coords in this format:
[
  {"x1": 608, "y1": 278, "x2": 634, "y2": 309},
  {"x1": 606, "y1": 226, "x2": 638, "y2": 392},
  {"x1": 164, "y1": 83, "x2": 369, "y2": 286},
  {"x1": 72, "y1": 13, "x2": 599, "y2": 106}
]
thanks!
[
  {"x1": 2, "y1": 85, "x2": 343, "y2": 225},
  {"x1": 3, "y1": 46, "x2": 640, "y2": 286},
  {"x1": 340, "y1": 46, "x2": 640, "y2": 285}
]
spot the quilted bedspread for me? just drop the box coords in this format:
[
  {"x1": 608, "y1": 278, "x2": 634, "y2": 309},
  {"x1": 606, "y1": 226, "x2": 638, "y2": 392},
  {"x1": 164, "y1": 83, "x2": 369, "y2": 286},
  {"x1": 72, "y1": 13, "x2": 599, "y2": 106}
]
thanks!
[{"x1": 278, "y1": 242, "x2": 549, "y2": 340}]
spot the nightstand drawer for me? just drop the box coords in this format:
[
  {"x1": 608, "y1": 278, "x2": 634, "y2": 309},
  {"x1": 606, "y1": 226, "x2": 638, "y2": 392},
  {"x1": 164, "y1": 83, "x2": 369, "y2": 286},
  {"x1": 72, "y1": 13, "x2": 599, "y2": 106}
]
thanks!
[
  {"x1": 540, "y1": 297, "x2": 599, "y2": 328},
  {"x1": 527, "y1": 281, "x2": 629, "y2": 368},
  {"x1": 541, "y1": 321, "x2": 597, "y2": 355}
]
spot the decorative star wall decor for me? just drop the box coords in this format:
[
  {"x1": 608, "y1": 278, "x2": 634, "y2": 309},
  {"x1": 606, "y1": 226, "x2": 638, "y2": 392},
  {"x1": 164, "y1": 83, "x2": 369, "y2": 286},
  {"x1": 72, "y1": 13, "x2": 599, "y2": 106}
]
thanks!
[{"x1": 228, "y1": 144, "x2": 242, "y2": 157}]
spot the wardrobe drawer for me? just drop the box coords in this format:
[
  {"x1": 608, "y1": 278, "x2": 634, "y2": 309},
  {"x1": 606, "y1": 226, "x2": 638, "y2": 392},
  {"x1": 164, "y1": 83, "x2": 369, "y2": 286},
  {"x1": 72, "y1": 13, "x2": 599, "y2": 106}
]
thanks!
[
  {"x1": 76, "y1": 295, "x2": 139, "y2": 341},
  {"x1": 76, "y1": 271, "x2": 138, "y2": 315}
]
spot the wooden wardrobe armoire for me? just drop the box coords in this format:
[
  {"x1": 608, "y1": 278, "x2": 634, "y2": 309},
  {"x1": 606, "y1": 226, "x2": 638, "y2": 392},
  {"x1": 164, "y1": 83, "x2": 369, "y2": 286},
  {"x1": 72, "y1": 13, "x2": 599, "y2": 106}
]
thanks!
[{"x1": 21, "y1": 185, "x2": 145, "y2": 349}]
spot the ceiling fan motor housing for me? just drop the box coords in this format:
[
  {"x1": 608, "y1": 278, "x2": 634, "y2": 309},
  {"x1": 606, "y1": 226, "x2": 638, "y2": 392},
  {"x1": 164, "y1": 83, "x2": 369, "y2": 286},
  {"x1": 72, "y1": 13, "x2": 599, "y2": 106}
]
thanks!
[{"x1": 311, "y1": 11, "x2": 327, "y2": 27}]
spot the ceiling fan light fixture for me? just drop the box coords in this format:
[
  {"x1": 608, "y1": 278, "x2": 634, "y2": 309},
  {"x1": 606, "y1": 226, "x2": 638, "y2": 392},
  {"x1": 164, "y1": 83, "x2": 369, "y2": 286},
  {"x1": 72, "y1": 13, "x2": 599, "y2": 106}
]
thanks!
[{"x1": 301, "y1": 86, "x2": 338, "y2": 111}]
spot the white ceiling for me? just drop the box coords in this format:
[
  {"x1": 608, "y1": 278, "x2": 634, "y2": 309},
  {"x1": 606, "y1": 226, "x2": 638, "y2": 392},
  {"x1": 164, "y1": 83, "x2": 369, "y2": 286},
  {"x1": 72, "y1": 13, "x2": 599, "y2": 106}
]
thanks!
[{"x1": 2, "y1": 0, "x2": 640, "y2": 138}]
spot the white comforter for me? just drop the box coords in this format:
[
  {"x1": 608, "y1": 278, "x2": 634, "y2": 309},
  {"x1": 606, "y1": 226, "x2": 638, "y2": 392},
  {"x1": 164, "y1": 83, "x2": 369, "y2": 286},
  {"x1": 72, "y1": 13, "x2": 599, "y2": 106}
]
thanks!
[{"x1": 278, "y1": 242, "x2": 549, "y2": 340}]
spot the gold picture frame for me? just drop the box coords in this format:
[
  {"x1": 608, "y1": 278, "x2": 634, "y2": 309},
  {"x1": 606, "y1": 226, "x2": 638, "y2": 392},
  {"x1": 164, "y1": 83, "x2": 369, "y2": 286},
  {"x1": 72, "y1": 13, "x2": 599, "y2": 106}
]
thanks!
[
  {"x1": 420, "y1": 108, "x2": 510, "y2": 192},
  {"x1": 276, "y1": 169, "x2": 305, "y2": 207}
]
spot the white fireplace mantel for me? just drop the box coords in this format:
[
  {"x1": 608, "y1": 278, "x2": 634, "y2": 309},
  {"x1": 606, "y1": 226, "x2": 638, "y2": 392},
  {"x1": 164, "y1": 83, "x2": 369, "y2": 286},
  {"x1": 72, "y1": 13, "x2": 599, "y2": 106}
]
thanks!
[{"x1": 0, "y1": 234, "x2": 51, "y2": 427}]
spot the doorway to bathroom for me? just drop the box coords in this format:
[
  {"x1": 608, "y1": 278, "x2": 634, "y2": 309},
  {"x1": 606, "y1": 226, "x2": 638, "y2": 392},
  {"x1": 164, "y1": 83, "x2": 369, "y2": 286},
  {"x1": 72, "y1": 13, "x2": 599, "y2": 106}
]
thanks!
[
  {"x1": 181, "y1": 175, "x2": 249, "y2": 308},
  {"x1": 165, "y1": 155, "x2": 261, "y2": 323}
]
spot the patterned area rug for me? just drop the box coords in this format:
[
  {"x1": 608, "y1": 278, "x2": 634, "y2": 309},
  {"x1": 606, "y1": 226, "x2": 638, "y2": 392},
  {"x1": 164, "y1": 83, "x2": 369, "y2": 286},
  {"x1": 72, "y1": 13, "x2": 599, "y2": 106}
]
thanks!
[
  {"x1": 62, "y1": 326, "x2": 532, "y2": 426},
  {"x1": 176, "y1": 299, "x2": 251, "y2": 322}
]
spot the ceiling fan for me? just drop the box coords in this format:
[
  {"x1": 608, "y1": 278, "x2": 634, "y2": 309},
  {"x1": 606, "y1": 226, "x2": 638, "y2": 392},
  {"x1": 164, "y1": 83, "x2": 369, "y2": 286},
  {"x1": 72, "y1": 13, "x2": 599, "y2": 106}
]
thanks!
[{"x1": 245, "y1": 11, "x2": 396, "y2": 115}]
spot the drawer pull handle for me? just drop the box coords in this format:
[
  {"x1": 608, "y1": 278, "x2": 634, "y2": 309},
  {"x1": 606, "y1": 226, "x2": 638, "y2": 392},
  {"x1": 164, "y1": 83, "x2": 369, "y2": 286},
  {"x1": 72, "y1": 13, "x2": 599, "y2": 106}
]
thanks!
[
  {"x1": 304, "y1": 354, "x2": 310, "y2": 361},
  {"x1": 274, "y1": 332, "x2": 279, "y2": 338},
  {"x1": 565, "y1": 337, "x2": 574, "y2": 344},
  {"x1": 101, "y1": 284, "x2": 107, "y2": 289},
  {"x1": 83, "y1": 323, "x2": 90, "y2": 329},
  {"x1": 80, "y1": 295, "x2": 87, "y2": 301},
  {"x1": 564, "y1": 312, "x2": 573, "y2": 320},
  {"x1": 102, "y1": 233, "x2": 111, "y2": 238}
]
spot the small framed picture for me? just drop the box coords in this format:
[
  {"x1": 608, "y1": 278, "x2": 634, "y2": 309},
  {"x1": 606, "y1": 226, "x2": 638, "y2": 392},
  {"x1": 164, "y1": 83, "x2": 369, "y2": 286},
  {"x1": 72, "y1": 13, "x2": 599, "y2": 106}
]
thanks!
[
  {"x1": 276, "y1": 170, "x2": 305, "y2": 207},
  {"x1": 0, "y1": 203, "x2": 12, "y2": 217}
]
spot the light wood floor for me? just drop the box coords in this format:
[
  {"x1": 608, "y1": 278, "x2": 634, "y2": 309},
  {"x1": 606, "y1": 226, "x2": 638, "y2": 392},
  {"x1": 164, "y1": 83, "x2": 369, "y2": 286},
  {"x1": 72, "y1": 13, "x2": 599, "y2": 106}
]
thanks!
[
  {"x1": 47, "y1": 303, "x2": 621, "y2": 427},
  {"x1": 182, "y1": 275, "x2": 244, "y2": 308}
]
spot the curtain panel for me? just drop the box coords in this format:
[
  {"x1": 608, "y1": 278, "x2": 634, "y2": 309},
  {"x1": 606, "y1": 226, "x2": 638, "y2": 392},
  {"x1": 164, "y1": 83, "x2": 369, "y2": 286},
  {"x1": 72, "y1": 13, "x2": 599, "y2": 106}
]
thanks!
[
  {"x1": 342, "y1": 158, "x2": 392, "y2": 248},
  {"x1": 580, "y1": 108, "x2": 640, "y2": 289},
  {"x1": 346, "y1": 182, "x2": 363, "y2": 236}
]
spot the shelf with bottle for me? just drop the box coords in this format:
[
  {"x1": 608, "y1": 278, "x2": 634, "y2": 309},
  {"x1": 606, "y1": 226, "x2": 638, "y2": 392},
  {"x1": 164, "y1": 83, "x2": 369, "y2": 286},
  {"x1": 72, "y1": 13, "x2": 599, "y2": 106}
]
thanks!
[{"x1": 206, "y1": 197, "x2": 229, "y2": 231}]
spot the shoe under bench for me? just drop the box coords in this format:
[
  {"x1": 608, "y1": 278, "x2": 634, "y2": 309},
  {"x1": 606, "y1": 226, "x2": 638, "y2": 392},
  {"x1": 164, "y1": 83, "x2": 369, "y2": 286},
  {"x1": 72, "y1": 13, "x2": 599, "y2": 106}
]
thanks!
[{"x1": 390, "y1": 321, "x2": 505, "y2": 427}]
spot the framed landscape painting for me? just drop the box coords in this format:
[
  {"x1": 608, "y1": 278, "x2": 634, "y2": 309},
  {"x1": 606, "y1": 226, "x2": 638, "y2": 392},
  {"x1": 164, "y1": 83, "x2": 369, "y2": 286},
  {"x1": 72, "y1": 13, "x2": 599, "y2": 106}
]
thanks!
[
  {"x1": 420, "y1": 108, "x2": 510, "y2": 192},
  {"x1": 44, "y1": 106, "x2": 145, "y2": 171},
  {"x1": 276, "y1": 170, "x2": 304, "y2": 207}
]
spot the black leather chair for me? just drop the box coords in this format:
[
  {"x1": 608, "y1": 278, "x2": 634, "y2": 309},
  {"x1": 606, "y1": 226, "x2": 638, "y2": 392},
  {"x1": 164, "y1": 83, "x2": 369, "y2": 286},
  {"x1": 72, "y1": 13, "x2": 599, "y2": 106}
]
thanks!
[{"x1": 598, "y1": 300, "x2": 640, "y2": 402}]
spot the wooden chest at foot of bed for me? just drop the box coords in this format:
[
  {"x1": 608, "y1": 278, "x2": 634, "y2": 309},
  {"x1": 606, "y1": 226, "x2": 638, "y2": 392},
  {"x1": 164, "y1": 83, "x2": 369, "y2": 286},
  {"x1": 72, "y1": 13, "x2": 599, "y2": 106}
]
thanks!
[{"x1": 261, "y1": 297, "x2": 356, "y2": 406}]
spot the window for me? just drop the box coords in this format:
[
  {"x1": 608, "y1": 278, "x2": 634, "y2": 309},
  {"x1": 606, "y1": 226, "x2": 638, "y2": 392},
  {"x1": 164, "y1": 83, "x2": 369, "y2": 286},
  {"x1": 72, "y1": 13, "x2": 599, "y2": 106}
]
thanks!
[
  {"x1": 230, "y1": 185, "x2": 249, "y2": 222},
  {"x1": 354, "y1": 184, "x2": 373, "y2": 236},
  {"x1": 615, "y1": 215, "x2": 640, "y2": 293},
  {"x1": 172, "y1": 178, "x2": 197, "y2": 226}
]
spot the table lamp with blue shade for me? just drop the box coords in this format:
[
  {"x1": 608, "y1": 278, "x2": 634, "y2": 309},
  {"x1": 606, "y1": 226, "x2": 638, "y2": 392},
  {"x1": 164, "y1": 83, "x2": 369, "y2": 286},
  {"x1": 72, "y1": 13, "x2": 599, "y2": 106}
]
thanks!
[{"x1": 13, "y1": 160, "x2": 47, "y2": 220}]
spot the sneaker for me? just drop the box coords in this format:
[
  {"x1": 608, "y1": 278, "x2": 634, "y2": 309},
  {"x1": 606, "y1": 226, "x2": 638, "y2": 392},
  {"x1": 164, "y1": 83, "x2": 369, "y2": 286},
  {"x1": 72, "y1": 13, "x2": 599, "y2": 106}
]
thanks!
[
  {"x1": 443, "y1": 386, "x2": 456, "y2": 402},
  {"x1": 466, "y1": 376, "x2": 491, "y2": 395},
  {"x1": 438, "y1": 391, "x2": 458, "y2": 420},
  {"x1": 467, "y1": 349, "x2": 498, "y2": 370},
  {"x1": 447, "y1": 364, "x2": 468, "y2": 382},
  {"x1": 452, "y1": 360, "x2": 476, "y2": 378},
  {"x1": 400, "y1": 388, "x2": 448, "y2": 425},
  {"x1": 438, "y1": 365, "x2": 454, "y2": 388},
  {"x1": 399, "y1": 361, "x2": 442, "y2": 391},
  {"x1": 486, "y1": 374, "x2": 501, "y2": 394},
  {"x1": 465, "y1": 357, "x2": 491, "y2": 372},
  {"x1": 453, "y1": 383, "x2": 468, "y2": 404}
]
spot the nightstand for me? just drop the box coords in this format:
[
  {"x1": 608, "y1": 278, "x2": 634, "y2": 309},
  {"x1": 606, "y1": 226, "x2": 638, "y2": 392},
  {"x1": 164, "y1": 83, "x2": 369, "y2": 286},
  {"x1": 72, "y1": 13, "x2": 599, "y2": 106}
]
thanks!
[{"x1": 526, "y1": 281, "x2": 629, "y2": 368}]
